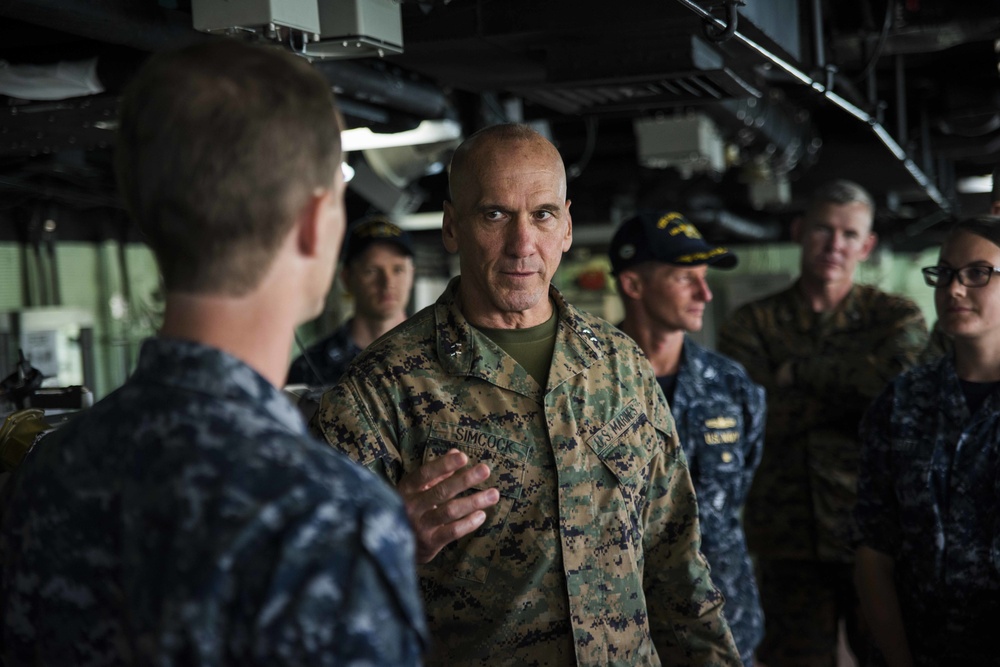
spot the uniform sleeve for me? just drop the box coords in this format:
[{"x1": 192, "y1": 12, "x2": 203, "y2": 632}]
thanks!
[
  {"x1": 855, "y1": 384, "x2": 902, "y2": 557},
  {"x1": 793, "y1": 300, "x2": 927, "y2": 401},
  {"x1": 252, "y1": 489, "x2": 427, "y2": 666},
  {"x1": 308, "y1": 375, "x2": 404, "y2": 483},
  {"x1": 742, "y1": 379, "x2": 766, "y2": 495},
  {"x1": 642, "y1": 384, "x2": 742, "y2": 666}
]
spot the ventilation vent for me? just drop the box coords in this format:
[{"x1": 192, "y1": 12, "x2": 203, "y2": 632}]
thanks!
[{"x1": 514, "y1": 68, "x2": 760, "y2": 115}]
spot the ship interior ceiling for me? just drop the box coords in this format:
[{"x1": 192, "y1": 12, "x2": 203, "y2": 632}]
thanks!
[{"x1": 0, "y1": 0, "x2": 999, "y2": 253}]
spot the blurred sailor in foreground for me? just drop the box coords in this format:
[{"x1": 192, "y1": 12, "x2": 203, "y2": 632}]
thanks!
[{"x1": 0, "y1": 39, "x2": 426, "y2": 666}]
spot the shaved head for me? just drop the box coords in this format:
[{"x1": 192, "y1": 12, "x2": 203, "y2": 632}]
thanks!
[{"x1": 448, "y1": 123, "x2": 566, "y2": 206}]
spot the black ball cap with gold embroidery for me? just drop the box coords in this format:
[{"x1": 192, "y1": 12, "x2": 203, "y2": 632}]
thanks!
[
  {"x1": 342, "y1": 216, "x2": 414, "y2": 266},
  {"x1": 609, "y1": 211, "x2": 738, "y2": 275}
]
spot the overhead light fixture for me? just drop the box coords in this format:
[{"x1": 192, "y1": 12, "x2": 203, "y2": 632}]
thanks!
[
  {"x1": 342, "y1": 119, "x2": 463, "y2": 151},
  {"x1": 397, "y1": 211, "x2": 445, "y2": 231},
  {"x1": 957, "y1": 174, "x2": 993, "y2": 194}
]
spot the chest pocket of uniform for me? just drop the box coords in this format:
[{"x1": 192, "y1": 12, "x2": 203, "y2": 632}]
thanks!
[
  {"x1": 697, "y1": 412, "x2": 745, "y2": 475},
  {"x1": 423, "y1": 423, "x2": 530, "y2": 583},
  {"x1": 691, "y1": 410, "x2": 746, "y2": 514},
  {"x1": 587, "y1": 401, "x2": 656, "y2": 479},
  {"x1": 586, "y1": 401, "x2": 659, "y2": 545},
  {"x1": 891, "y1": 438, "x2": 935, "y2": 509}
]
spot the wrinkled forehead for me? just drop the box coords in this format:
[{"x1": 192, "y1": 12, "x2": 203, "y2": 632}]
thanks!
[{"x1": 454, "y1": 137, "x2": 567, "y2": 202}]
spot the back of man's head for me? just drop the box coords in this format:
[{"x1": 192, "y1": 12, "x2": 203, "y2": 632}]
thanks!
[
  {"x1": 805, "y1": 179, "x2": 875, "y2": 226},
  {"x1": 116, "y1": 40, "x2": 342, "y2": 296}
]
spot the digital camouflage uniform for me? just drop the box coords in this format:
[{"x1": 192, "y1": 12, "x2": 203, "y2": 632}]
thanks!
[
  {"x1": 312, "y1": 278, "x2": 741, "y2": 667},
  {"x1": 716, "y1": 281, "x2": 927, "y2": 665},
  {"x1": 287, "y1": 318, "x2": 362, "y2": 386},
  {"x1": 669, "y1": 338, "x2": 765, "y2": 667},
  {"x1": 0, "y1": 337, "x2": 427, "y2": 666},
  {"x1": 857, "y1": 355, "x2": 1000, "y2": 666}
]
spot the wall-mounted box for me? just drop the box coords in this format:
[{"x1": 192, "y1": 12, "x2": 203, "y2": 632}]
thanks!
[
  {"x1": 305, "y1": 0, "x2": 403, "y2": 59},
  {"x1": 634, "y1": 114, "x2": 726, "y2": 178},
  {"x1": 193, "y1": 0, "x2": 321, "y2": 35}
]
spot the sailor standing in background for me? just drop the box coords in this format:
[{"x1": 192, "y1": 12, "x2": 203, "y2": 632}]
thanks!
[{"x1": 610, "y1": 210, "x2": 765, "y2": 666}]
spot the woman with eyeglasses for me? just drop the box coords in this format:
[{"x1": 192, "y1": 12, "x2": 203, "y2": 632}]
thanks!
[{"x1": 854, "y1": 215, "x2": 1000, "y2": 667}]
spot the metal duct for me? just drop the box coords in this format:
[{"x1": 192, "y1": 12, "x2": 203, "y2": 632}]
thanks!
[
  {"x1": 686, "y1": 208, "x2": 782, "y2": 242},
  {"x1": 312, "y1": 60, "x2": 453, "y2": 121}
]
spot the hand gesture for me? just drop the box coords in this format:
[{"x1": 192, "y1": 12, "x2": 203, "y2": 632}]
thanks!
[{"x1": 397, "y1": 449, "x2": 500, "y2": 564}]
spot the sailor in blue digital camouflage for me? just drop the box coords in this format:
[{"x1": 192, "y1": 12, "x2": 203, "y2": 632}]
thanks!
[
  {"x1": 0, "y1": 40, "x2": 426, "y2": 666},
  {"x1": 717, "y1": 180, "x2": 927, "y2": 667},
  {"x1": 855, "y1": 216, "x2": 1000, "y2": 667},
  {"x1": 610, "y1": 211, "x2": 765, "y2": 666},
  {"x1": 288, "y1": 318, "x2": 361, "y2": 386},
  {"x1": 312, "y1": 123, "x2": 741, "y2": 666},
  {"x1": 288, "y1": 216, "x2": 416, "y2": 387}
]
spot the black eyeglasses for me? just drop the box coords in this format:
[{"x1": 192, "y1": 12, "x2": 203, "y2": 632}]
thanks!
[{"x1": 921, "y1": 264, "x2": 1000, "y2": 288}]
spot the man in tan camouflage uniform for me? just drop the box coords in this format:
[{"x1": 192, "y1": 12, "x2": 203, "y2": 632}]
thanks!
[
  {"x1": 717, "y1": 180, "x2": 928, "y2": 667},
  {"x1": 312, "y1": 123, "x2": 740, "y2": 666}
]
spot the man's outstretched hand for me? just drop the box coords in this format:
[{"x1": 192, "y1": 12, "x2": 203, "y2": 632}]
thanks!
[{"x1": 397, "y1": 448, "x2": 500, "y2": 564}]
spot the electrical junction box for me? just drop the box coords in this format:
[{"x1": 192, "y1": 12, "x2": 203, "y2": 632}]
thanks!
[
  {"x1": 192, "y1": 0, "x2": 321, "y2": 35},
  {"x1": 634, "y1": 114, "x2": 726, "y2": 178},
  {"x1": 305, "y1": 0, "x2": 403, "y2": 59}
]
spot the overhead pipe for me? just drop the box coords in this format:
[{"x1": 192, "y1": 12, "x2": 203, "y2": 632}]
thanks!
[
  {"x1": 687, "y1": 208, "x2": 782, "y2": 241},
  {"x1": 811, "y1": 0, "x2": 826, "y2": 71},
  {"x1": 312, "y1": 60, "x2": 454, "y2": 121},
  {"x1": 673, "y1": 0, "x2": 952, "y2": 213}
]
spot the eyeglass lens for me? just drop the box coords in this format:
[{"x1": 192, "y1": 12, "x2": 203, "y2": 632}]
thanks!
[{"x1": 923, "y1": 265, "x2": 995, "y2": 287}]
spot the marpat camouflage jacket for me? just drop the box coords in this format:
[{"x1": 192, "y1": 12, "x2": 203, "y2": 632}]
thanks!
[
  {"x1": 313, "y1": 278, "x2": 740, "y2": 667},
  {"x1": 717, "y1": 281, "x2": 927, "y2": 562}
]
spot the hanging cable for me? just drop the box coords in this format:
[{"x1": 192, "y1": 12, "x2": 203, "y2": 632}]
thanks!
[
  {"x1": 703, "y1": 0, "x2": 744, "y2": 43},
  {"x1": 567, "y1": 117, "x2": 598, "y2": 181},
  {"x1": 854, "y1": 0, "x2": 894, "y2": 85}
]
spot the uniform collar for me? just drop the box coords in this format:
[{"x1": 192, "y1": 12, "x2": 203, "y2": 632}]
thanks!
[
  {"x1": 134, "y1": 337, "x2": 307, "y2": 435},
  {"x1": 786, "y1": 280, "x2": 866, "y2": 331},
  {"x1": 432, "y1": 277, "x2": 603, "y2": 393}
]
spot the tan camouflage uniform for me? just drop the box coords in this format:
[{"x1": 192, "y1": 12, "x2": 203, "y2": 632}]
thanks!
[
  {"x1": 313, "y1": 277, "x2": 740, "y2": 667},
  {"x1": 717, "y1": 281, "x2": 927, "y2": 666}
]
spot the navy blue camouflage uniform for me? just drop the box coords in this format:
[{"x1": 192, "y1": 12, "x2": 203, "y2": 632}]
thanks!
[
  {"x1": 856, "y1": 354, "x2": 1000, "y2": 666},
  {"x1": 0, "y1": 337, "x2": 426, "y2": 666},
  {"x1": 667, "y1": 338, "x2": 765, "y2": 667},
  {"x1": 287, "y1": 319, "x2": 362, "y2": 386}
]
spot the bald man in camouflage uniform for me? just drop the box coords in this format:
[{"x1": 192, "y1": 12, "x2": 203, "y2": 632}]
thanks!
[
  {"x1": 717, "y1": 181, "x2": 927, "y2": 667},
  {"x1": 312, "y1": 123, "x2": 740, "y2": 666},
  {"x1": 1, "y1": 41, "x2": 425, "y2": 666}
]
